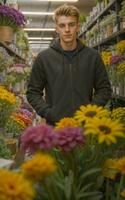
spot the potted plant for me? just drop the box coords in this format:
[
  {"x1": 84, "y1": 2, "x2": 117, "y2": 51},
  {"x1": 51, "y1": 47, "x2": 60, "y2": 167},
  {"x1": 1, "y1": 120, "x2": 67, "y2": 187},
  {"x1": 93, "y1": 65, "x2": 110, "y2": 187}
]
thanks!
[
  {"x1": 119, "y1": 1, "x2": 125, "y2": 30},
  {"x1": 0, "y1": 5, "x2": 26, "y2": 43},
  {"x1": 0, "y1": 85, "x2": 17, "y2": 129},
  {"x1": 0, "y1": 46, "x2": 13, "y2": 73}
]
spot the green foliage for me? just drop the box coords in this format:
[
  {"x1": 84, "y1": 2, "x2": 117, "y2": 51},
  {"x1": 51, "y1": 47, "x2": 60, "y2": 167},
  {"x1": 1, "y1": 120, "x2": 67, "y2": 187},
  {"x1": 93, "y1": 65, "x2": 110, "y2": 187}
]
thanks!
[
  {"x1": 79, "y1": 14, "x2": 86, "y2": 25},
  {"x1": 0, "y1": 136, "x2": 11, "y2": 159}
]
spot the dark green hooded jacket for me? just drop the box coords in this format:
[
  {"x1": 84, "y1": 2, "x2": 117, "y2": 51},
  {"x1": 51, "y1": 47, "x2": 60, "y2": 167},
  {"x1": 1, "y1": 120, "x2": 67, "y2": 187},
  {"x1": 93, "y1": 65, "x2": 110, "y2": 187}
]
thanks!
[{"x1": 26, "y1": 39, "x2": 111, "y2": 125}]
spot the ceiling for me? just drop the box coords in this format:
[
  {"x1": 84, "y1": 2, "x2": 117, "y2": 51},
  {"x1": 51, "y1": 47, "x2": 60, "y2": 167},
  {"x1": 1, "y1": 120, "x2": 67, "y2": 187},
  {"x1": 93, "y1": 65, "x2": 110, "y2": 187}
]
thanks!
[{"x1": 18, "y1": 0, "x2": 95, "y2": 54}]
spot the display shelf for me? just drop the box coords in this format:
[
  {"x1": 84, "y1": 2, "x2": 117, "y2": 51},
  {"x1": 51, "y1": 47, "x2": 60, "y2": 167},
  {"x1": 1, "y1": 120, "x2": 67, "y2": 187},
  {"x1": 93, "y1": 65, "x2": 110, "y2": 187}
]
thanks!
[
  {"x1": 79, "y1": 0, "x2": 116, "y2": 37},
  {"x1": 0, "y1": 41, "x2": 25, "y2": 62},
  {"x1": 79, "y1": 0, "x2": 125, "y2": 104},
  {"x1": 92, "y1": 28, "x2": 125, "y2": 48},
  {"x1": 112, "y1": 94, "x2": 125, "y2": 107}
]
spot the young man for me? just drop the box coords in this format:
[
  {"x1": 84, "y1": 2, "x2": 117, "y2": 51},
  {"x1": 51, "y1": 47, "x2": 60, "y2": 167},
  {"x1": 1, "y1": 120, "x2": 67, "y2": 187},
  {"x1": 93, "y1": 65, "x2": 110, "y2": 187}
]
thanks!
[{"x1": 26, "y1": 4, "x2": 111, "y2": 125}]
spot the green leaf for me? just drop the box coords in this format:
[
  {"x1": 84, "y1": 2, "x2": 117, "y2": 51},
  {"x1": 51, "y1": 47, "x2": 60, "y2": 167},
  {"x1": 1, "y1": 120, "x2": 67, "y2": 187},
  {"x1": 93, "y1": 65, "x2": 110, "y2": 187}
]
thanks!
[
  {"x1": 64, "y1": 170, "x2": 74, "y2": 200},
  {"x1": 80, "y1": 168, "x2": 101, "y2": 180},
  {"x1": 96, "y1": 175, "x2": 105, "y2": 189},
  {"x1": 78, "y1": 191, "x2": 102, "y2": 199},
  {"x1": 78, "y1": 183, "x2": 94, "y2": 193}
]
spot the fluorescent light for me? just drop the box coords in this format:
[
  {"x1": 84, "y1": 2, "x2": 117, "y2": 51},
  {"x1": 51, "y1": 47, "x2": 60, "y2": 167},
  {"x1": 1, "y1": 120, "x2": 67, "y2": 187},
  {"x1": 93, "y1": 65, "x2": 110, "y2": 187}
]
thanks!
[
  {"x1": 30, "y1": 46, "x2": 49, "y2": 49},
  {"x1": 22, "y1": 11, "x2": 54, "y2": 16},
  {"x1": 29, "y1": 41, "x2": 51, "y2": 44},
  {"x1": 24, "y1": 28, "x2": 55, "y2": 31},
  {"x1": 28, "y1": 37, "x2": 53, "y2": 40},
  {"x1": 36, "y1": 0, "x2": 78, "y2": 1},
  {"x1": 19, "y1": 0, "x2": 78, "y2": 2}
]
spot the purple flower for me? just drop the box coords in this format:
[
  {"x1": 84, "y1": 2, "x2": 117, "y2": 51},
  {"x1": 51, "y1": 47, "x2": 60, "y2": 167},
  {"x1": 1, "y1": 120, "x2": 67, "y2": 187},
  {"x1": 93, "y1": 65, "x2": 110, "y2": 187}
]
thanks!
[
  {"x1": 110, "y1": 55, "x2": 125, "y2": 65},
  {"x1": 19, "y1": 108, "x2": 33, "y2": 119},
  {"x1": 21, "y1": 124, "x2": 56, "y2": 153},
  {"x1": 0, "y1": 5, "x2": 26, "y2": 29},
  {"x1": 54, "y1": 127, "x2": 86, "y2": 152}
]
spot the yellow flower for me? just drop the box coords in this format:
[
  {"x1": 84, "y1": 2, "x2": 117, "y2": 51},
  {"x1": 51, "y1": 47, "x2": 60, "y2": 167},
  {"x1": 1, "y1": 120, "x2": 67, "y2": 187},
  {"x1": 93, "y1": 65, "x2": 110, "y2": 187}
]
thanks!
[
  {"x1": 116, "y1": 40, "x2": 125, "y2": 55},
  {"x1": 112, "y1": 107, "x2": 125, "y2": 124},
  {"x1": 102, "y1": 159, "x2": 119, "y2": 180},
  {"x1": 74, "y1": 104, "x2": 110, "y2": 124},
  {"x1": 85, "y1": 118, "x2": 124, "y2": 145},
  {"x1": 117, "y1": 61, "x2": 125, "y2": 76},
  {"x1": 101, "y1": 51, "x2": 112, "y2": 66},
  {"x1": 0, "y1": 86, "x2": 16, "y2": 104},
  {"x1": 0, "y1": 169, "x2": 35, "y2": 200},
  {"x1": 21, "y1": 152, "x2": 57, "y2": 181},
  {"x1": 11, "y1": 115, "x2": 26, "y2": 128},
  {"x1": 117, "y1": 157, "x2": 125, "y2": 174},
  {"x1": 121, "y1": 188, "x2": 125, "y2": 198},
  {"x1": 55, "y1": 117, "x2": 79, "y2": 129}
]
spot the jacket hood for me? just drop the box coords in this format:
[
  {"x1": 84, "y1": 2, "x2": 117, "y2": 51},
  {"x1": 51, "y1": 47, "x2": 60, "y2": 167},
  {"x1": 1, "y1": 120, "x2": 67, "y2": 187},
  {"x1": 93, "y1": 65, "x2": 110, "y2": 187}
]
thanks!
[{"x1": 50, "y1": 38, "x2": 85, "y2": 55}]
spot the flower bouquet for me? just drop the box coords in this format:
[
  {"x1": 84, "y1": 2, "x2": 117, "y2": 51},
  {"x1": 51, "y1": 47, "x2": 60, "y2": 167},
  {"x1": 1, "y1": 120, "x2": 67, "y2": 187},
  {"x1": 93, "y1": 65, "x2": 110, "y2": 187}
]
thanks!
[
  {"x1": 5, "y1": 108, "x2": 33, "y2": 138},
  {"x1": 0, "y1": 85, "x2": 17, "y2": 129},
  {"x1": 5, "y1": 112, "x2": 26, "y2": 138},
  {"x1": 0, "y1": 105, "x2": 124, "y2": 200}
]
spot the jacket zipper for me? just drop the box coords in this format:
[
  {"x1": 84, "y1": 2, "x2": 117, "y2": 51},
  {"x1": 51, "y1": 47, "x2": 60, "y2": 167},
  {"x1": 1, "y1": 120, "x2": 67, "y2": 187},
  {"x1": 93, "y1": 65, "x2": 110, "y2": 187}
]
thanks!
[{"x1": 69, "y1": 63, "x2": 75, "y2": 114}]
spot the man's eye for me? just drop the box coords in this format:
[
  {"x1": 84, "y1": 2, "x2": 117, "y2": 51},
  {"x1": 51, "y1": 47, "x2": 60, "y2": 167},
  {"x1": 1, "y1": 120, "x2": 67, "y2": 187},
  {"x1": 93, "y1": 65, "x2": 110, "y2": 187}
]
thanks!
[
  {"x1": 59, "y1": 24, "x2": 65, "y2": 28},
  {"x1": 69, "y1": 22, "x2": 76, "y2": 27}
]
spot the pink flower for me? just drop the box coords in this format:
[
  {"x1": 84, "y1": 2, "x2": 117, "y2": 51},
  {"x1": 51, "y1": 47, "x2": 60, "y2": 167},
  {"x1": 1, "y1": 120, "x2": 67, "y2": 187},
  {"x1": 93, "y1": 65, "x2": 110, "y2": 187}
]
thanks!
[
  {"x1": 110, "y1": 55, "x2": 125, "y2": 65},
  {"x1": 8, "y1": 66, "x2": 24, "y2": 74},
  {"x1": 21, "y1": 124, "x2": 56, "y2": 153},
  {"x1": 54, "y1": 127, "x2": 85, "y2": 152}
]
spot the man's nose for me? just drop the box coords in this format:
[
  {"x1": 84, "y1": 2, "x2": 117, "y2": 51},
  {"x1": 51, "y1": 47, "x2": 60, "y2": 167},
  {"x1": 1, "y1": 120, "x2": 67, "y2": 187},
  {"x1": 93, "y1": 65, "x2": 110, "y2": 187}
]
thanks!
[{"x1": 65, "y1": 25, "x2": 70, "y2": 31}]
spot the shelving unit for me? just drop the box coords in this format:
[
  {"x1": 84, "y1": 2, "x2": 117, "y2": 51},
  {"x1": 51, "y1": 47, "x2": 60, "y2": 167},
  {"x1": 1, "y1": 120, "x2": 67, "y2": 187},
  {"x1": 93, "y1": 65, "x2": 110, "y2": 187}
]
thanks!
[
  {"x1": 79, "y1": 0, "x2": 117, "y2": 37},
  {"x1": 0, "y1": 41, "x2": 26, "y2": 62},
  {"x1": 93, "y1": 28, "x2": 125, "y2": 49},
  {"x1": 79, "y1": 0, "x2": 125, "y2": 107}
]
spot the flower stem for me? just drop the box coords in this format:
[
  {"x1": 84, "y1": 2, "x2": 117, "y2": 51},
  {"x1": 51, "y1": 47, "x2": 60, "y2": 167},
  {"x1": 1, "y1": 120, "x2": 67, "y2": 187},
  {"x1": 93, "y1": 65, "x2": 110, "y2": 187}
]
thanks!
[
  {"x1": 116, "y1": 175, "x2": 124, "y2": 200},
  {"x1": 105, "y1": 179, "x2": 109, "y2": 200}
]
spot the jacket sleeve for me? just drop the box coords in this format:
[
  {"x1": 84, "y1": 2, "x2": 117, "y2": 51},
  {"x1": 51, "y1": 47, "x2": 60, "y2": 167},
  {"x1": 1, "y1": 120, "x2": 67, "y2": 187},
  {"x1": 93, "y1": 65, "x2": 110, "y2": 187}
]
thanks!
[
  {"x1": 26, "y1": 54, "x2": 50, "y2": 117},
  {"x1": 91, "y1": 53, "x2": 112, "y2": 106}
]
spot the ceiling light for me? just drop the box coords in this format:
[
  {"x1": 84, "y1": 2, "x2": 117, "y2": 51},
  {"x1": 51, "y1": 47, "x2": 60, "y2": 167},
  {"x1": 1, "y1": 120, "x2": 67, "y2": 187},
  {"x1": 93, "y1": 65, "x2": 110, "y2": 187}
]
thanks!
[
  {"x1": 29, "y1": 41, "x2": 51, "y2": 44},
  {"x1": 30, "y1": 46, "x2": 49, "y2": 49},
  {"x1": 28, "y1": 37, "x2": 53, "y2": 40},
  {"x1": 22, "y1": 11, "x2": 54, "y2": 16},
  {"x1": 19, "y1": 0, "x2": 78, "y2": 2},
  {"x1": 24, "y1": 28, "x2": 55, "y2": 31},
  {"x1": 36, "y1": 0, "x2": 78, "y2": 1}
]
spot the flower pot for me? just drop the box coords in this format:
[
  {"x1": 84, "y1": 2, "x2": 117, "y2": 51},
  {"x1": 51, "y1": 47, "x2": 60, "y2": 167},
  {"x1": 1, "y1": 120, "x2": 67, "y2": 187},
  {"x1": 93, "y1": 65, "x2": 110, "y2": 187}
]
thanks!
[
  {"x1": 120, "y1": 17, "x2": 125, "y2": 30},
  {"x1": 0, "y1": 26, "x2": 14, "y2": 44},
  {"x1": 107, "y1": 25, "x2": 113, "y2": 37},
  {"x1": 5, "y1": 138, "x2": 18, "y2": 155},
  {"x1": 13, "y1": 82, "x2": 21, "y2": 93}
]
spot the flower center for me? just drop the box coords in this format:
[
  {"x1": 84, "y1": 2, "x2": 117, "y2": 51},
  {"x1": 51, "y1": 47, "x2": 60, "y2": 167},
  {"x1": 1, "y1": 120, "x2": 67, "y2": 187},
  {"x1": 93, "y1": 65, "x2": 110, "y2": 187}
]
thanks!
[
  {"x1": 85, "y1": 111, "x2": 97, "y2": 117},
  {"x1": 99, "y1": 125, "x2": 111, "y2": 134},
  {"x1": 9, "y1": 184, "x2": 14, "y2": 190}
]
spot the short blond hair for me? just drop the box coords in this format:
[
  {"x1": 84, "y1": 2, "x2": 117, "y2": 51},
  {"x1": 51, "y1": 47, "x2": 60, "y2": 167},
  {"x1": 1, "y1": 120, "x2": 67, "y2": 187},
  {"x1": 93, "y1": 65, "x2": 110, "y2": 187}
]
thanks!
[{"x1": 53, "y1": 4, "x2": 80, "y2": 23}]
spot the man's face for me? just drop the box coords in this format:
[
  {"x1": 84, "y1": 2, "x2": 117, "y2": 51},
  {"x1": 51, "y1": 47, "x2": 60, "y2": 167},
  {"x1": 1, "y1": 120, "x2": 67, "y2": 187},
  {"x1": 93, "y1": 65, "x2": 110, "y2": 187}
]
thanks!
[{"x1": 56, "y1": 16, "x2": 80, "y2": 44}]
